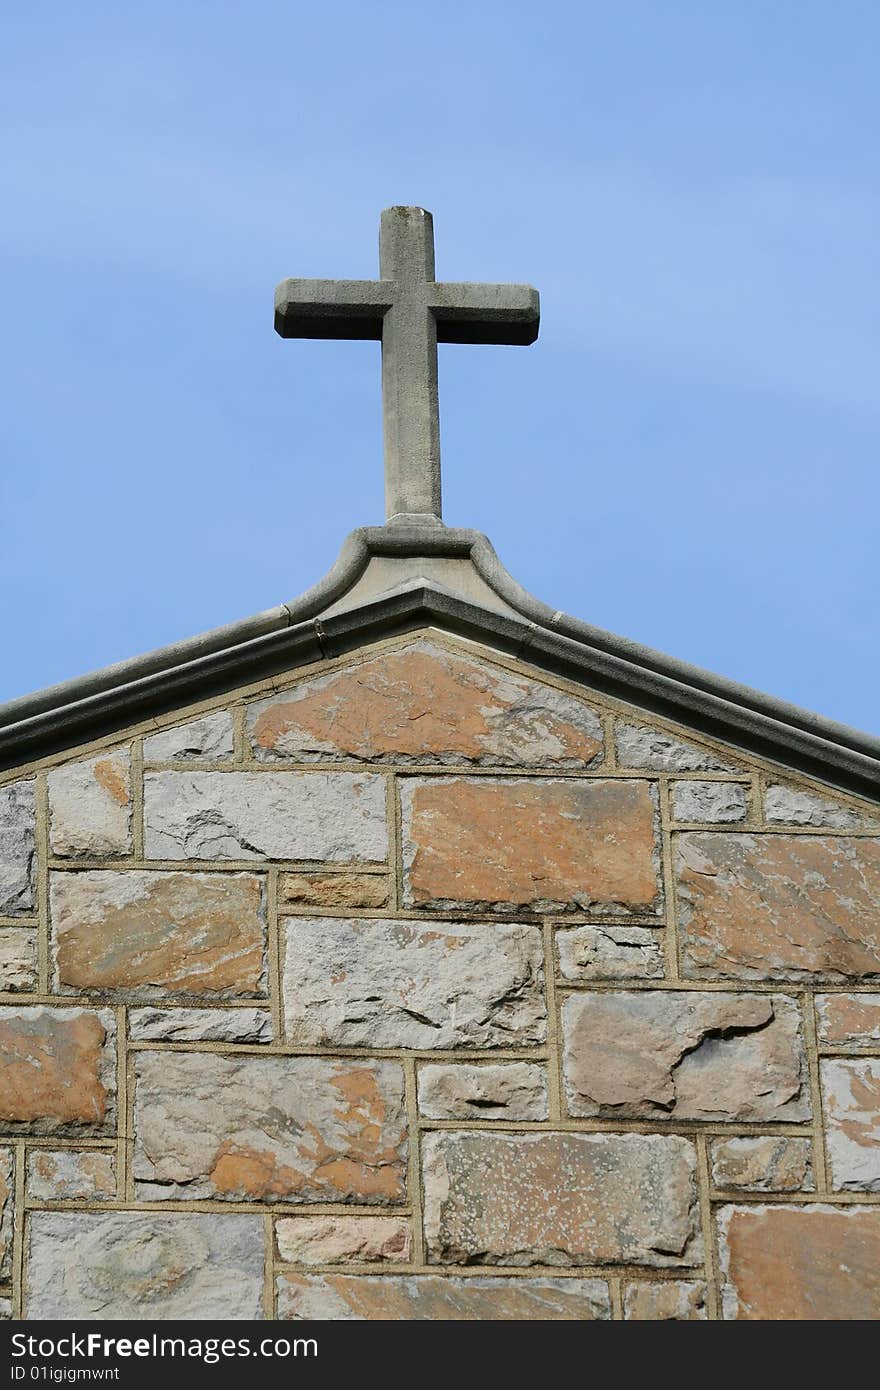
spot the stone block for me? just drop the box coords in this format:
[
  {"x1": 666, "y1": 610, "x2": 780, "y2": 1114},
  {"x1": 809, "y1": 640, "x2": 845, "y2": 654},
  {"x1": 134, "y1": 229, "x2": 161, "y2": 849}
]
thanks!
[
  {"x1": 0, "y1": 780, "x2": 35, "y2": 915},
  {"x1": 422, "y1": 1130, "x2": 701, "y2": 1267},
  {"x1": 144, "y1": 770, "x2": 387, "y2": 862},
  {"x1": 556, "y1": 923, "x2": 663, "y2": 980},
  {"x1": 247, "y1": 640, "x2": 604, "y2": 767},
  {"x1": 0, "y1": 928, "x2": 37, "y2": 992},
  {"x1": 815, "y1": 993, "x2": 880, "y2": 1046},
  {"x1": 402, "y1": 777, "x2": 661, "y2": 914},
  {"x1": 128, "y1": 1006, "x2": 272, "y2": 1043},
  {"x1": 280, "y1": 871, "x2": 389, "y2": 910},
  {"x1": 672, "y1": 780, "x2": 747, "y2": 823},
  {"x1": 26, "y1": 1211, "x2": 264, "y2": 1319},
  {"x1": 718, "y1": 1204, "x2": 880, "y2": 1319},
  {"x1": 276, "y1": 1272, "x2": 611, "y2": 1320},
  {"x1": 417, "y1": 1063, "x2": 548, "y2": 1120},
  {"x1": 562, "y1": 990, "x2": 808, "y2": 1122},
  {"x1": 282, "y1": 916, "x2": 544, "y2": 1049},
  {"x1": 0, "y1": 1007, "x2": 115, "y2": 1134},
  {"x1": 821, "y1": 1058, "x2": 880, "y2": 1190},
  {"x1": 765, "y1": 784, "x2": 865, "y2": 829},
  {"x1": 623, "y1": 1280, "x2": 706, "y2": 1320},
  {"x1": 275, "y1": 1216, "x2": 411, "y2": 1265},
  {"x1": 710, "y1": 1137, "x2": 813, "y2": 1192},
  {"x1": 615, "y1": 723, "x2": 739, "y2": 772},
  {"x1": 143, "y1": 711, "x2": 234, "y2": 763},
  {"x1": 677, "y1": 833, "x2": 880, "y2": 981},
  {"x1": 133, "y1": 1052, "x2": 406, "y2": 1204},
  {"x1": 50, "y1": 870, "x2": 266, "y2": 996},
  {"x1": 27, "y1": 1149, "x2": 116, "y2": 1201},
  {"x1": 0, "y1": 1148, "x2": 12, "y2": 1280},
  {"x1": 48, "y1": 751, "x2": 131, "y2": 858}
]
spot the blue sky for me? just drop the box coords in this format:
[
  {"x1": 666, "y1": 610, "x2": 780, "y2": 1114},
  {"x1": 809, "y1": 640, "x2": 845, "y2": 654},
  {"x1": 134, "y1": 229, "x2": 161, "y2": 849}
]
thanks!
[{"x1": 2, "y1": 2, "x2": 877, "y2": 732}]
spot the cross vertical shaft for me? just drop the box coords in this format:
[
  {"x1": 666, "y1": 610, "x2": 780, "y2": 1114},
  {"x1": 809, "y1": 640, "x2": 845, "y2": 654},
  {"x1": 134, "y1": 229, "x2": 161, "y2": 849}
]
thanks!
[
  {"x1": 274, "y1": 206, "x2": 540, "y2": 525},
  {"x1": 379, "y1": 207, "x2": 441, "y2": 522}
]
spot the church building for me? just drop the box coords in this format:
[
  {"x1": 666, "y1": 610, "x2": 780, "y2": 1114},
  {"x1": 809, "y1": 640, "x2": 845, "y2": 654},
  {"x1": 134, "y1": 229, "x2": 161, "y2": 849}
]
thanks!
[{"x1": 1, "y1": 208, "x2": 878, "y2": 1321}]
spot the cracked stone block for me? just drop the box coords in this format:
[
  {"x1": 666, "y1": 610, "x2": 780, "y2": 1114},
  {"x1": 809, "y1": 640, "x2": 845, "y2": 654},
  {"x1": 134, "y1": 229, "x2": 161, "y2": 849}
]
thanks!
[
  {"x1": 133, "y1": 1051, "x2": 407, "y2": 1204},
  {"x1": 623, "y1": 1280, "x2": 706, "y2": 1320},
  {"x1": 765, "y1": 784, "x2": 866, "y2": 829},
  {"x1": 0, "y1": 1148, "x2": 12, "y2": 1280},
  {"x1": 277, "y1": 1272, "x2": 611, "y2": 1319},
  {"x1": 562, "y1": 990, "x2": 808, "y2": 1122},
  {"x1": 423, "y1": 1130, "x2": 702, "y2": 1267},
  {"x1": 283, "y1": 916, "x2": 545, "y2": 1049},
  {"x1": 556, "y1": 924, "x2": 664, "y2": 981},
  {"x1": 275, "y1": 1216, "x2": 411, "y2": 1265},
  {"x1": 615, "y1": 722, "x2": 740, "y2": 772},
  {"x1": 50, "y1": 870, "x2": 267, "y2": 997},
  {"x1": 672, "y1": 781, "x2": 748, "y2": 823},
  {"x1": 27, "y1": 1149, "x2": 116, "y2": 1201},
  {"x1": 0, "y1": 1007, "x2": 116, "y2": 1135},
  {"x1": 822, "y1": 1058, "x2": 880, "y2": 1191},
  {"x1": 144, "y1": 711, "x2": 235, "y2": 763},
  {"x1": 816, "y1": 993, "x2": 880, "y2": 1046},
  {"x1": 710, "y1": 1137, "x2": 813, "y2": 1192},
  {"x1": 401, "y1": 777, "x2": 662, "y2": 914},
  {"x1": 48, "y1": 750, "x2": 132, "y2": 858},
  {"x1": 677, "y1": 833, "x2": 880, "y2": 981},
  {"x1": 279, "y1": 871, "x2": 389, "y2": 910},
  {"x1": 718, "y1": 1204, "x2": 880, "y2": 1319},
  {"x1": 0, "y1": 928, "x2": 37, "y2": 992},
  {"x1": 417, "y1": 1063, "x2": 548, "y2": 1120},
  {"x1": 0, "y1": 780, "x2": 35, "y2": 915},
  {"x1": 26, "y1": 1211, "x2": 264, "y2": 1319},
  {"x1": 144, "y1": 770, "x2": 387, "y2": 862},
  {"x1": 128, "y1": 1007, "x2": 272, "y2": 1043},
  {"x1": 247, "y1": 639, "x2": 604, "y2": 768}
]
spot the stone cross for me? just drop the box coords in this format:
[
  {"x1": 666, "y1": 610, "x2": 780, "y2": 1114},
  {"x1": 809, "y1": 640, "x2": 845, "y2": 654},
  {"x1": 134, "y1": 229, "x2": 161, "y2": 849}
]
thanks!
[{"x1": 274, "y1": 206, "x2": 540, "y2": 524}]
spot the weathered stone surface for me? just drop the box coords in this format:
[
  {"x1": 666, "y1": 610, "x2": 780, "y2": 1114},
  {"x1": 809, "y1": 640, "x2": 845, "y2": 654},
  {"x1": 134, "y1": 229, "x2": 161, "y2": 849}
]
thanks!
[
  {"x1": 623, "y1": 1280, "x2": 706, "y2": 1320},
  {"x1": 50, "y1": 870, "x2": 266, "y2": 997},
  {"x1": 280, "y1": 871, "x2": 389, "y2": 910},
  {"x1": 27, "y1": 1148, "x2": 116, "y2": 1201},
  {"x1": 816, "y1": 993, "x2": 880, "y2": 1045},
  {"x1": 0, "y1": 1298, "x2": 9, "y2": 1319},
  {"x1": 277, "y1": 1272, "x2": 611, "y2": 1320},
  {"x1": 556, "y1": 924, "x2": 663, "y2": 981},
  {"x1": 0, "y1": 1007, "x2": 115, "y2": 1134},
  {"x1": 765, "y1": 784, "x2": 865, "y2": 829},
  {"x1": 423, "y1": 1131, "x2": 701, "y2": 1267},
  {"x1": 48, "y1": 750, "x2": 131, "y2": 858},
  {"x1": 247, "y1": 641, "x2": 604, "y2": 768},
  {"x1": 129, "y1": 1006, "x2": 272, "y2": 1043},
  {"x1": 0, "y1": 1148, "x2": 12, "y2": 1280},
  {"x1": 0, "y1": 780, "x2": 35, "y2": 915},
  {"x1": 133, "y1": 1052, "x2": 406, "y2": 1204},
  {"x1": 144, "y1": 770, "x2": 387, "y2": 862},
  {"x1": 718, "y1": 1204, "x2": 880, "y2": 1319},
  {"x1": 615, "y1": 722, "x2": 739, "y2": 772},
  {"x1": 710, "y1": 1137, "x2": 813, "y2": 1192},
  {"x1": 562, "y1": 991, "x2": 808, "y2": 1122},
  {"x1": 283, "y1": 917, "x2": 544, "y2": 1049},
  {"x1": 821, "y1": 1059, "x2": 880, "y2": 1191},
  {"x1": 402, "y1": 777, "x2": 661, "y2": 914},
  {"x1": 677, "y1": 833, "x2": 880, "y2": 981},
  {"x1": 0, "y1": 928, "x2": 37, "y2": 992},
  {"x1": 144, "y1": 710, "x2": 235, "y2": 763},
  {"x1": 417, "y1": 1063, "x2": 548, "y2": 1120},
  {"x1": 672, "y1": 780, "x2": 747, "y2": 823},
  {"x1": 276, "y1": 1216, "x2": 410, "y2": 1265},
  {"x1": 26, "y1": 1211, "x2": 264, "y2": 1319}
]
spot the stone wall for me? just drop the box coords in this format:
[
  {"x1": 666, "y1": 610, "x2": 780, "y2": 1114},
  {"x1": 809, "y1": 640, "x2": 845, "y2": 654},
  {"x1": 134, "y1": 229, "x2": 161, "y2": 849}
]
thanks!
[{"x1": 0, "y1": 632, "x2": 878, "y2": 1320}]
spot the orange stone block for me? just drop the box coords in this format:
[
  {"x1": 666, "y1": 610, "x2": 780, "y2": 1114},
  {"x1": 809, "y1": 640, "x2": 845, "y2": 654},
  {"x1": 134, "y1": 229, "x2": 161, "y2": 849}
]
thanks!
[
  {"x1": 677, "y1": 833, "x2": 880, "y2": 981},
  {"x1": 402, "y1": 777, "x2": 661, "y2": 913},
  {"x1": 247, "y1": 641, "x2": 604, "y2": 767},
  {"x1": 719, "y1": 1204, "x2": 880, "y2": 1319},
  {"x1": 0, "y1": 1007, "x2": 115, "y2": 1134}
]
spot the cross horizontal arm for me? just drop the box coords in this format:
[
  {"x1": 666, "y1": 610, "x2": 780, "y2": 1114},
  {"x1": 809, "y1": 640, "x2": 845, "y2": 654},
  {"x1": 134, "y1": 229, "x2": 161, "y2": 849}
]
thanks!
[
  {"x1": 428, "y1": 282, "x2": 540, "y2": 345},
  {"x1": 274, "y1": 278, "x2": 393, "y2": 340}
]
